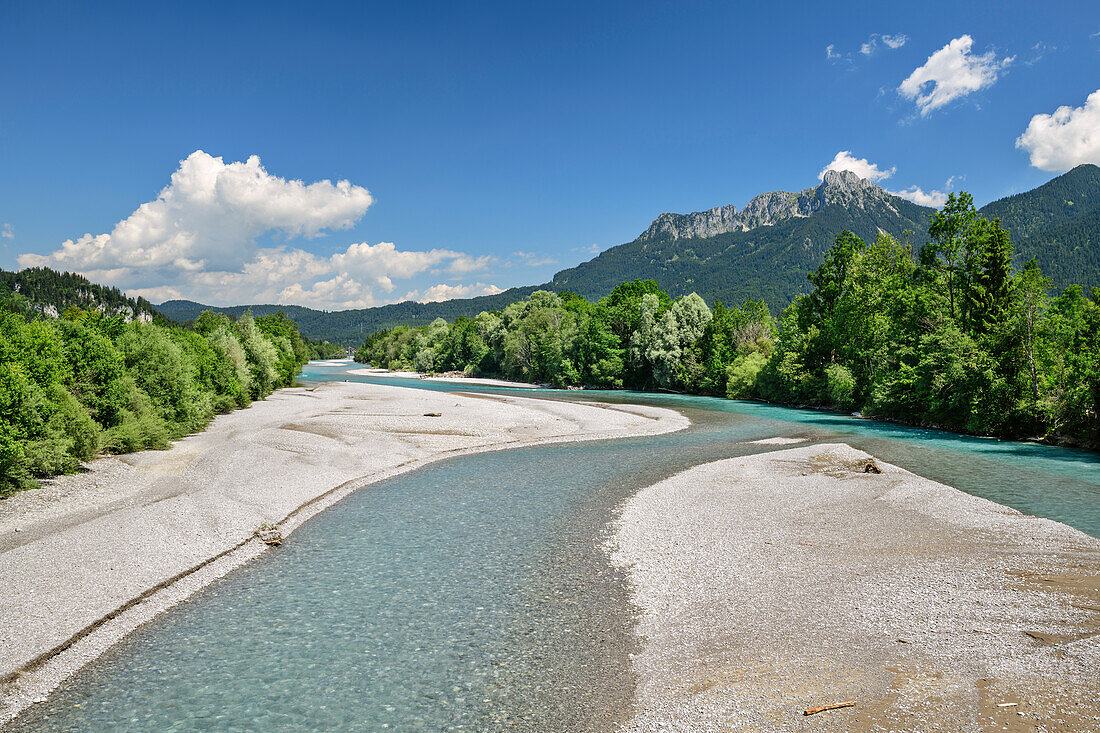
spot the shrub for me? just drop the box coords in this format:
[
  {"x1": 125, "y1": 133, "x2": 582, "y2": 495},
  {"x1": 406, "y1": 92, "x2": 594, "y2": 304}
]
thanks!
[
  {"x1": 0, "y1": 425, "x2": 31, "y2": 496},
  {"x1": 825, "y1": 363, "x2": 857, "y2": 410},
  {"x1": 726, "y1": 352, "x2": 767, "y2": 398}
]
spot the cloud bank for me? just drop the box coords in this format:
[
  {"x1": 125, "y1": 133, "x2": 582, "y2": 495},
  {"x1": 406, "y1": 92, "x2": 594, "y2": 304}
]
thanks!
[
  {"x1": 20, "y1": 151, "x2": 498, "y2": 310},
  {"x1": 1016, "y1": 89, "x2": 1100, "y2": 171},
  {"x1": 898, "y1": 35, "x2": 1013, "y2": 116}
]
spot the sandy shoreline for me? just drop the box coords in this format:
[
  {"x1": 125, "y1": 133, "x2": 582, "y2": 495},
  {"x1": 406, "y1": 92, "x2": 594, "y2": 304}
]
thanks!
[
  {"x1": 0, "y1": 380, "x2": 689, "y2": 723},
  {"x1": 611, "y1": 443, "x2": 1100, "y2": 731}
]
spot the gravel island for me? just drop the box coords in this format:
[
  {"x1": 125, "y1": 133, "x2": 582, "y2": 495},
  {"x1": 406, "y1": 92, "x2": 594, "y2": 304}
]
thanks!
[{"x1": 611, "y1": 443, "x2": 1100, "y2": 732}]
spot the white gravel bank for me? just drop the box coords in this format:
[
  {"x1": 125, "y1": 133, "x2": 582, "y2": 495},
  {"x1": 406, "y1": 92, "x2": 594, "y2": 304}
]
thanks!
[
  {"x1": 0, "y1": 381, "x2": 688, "y2": 723},
  {"x1": 611, "y1": 443, "x2": 1100, "y2": 732},
  {"x1": 346, "y1": 367, "x2": 543, "y2": 389}
]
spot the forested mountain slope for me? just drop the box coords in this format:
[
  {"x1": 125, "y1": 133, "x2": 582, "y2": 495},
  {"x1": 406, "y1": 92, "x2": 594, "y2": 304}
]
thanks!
[
  {"x1": 157, "y1": 285, "x2": 542, "y2": 343},
  {"x1": 1, "y1": 267, "x2": 167, "y2": 324},
  {"x1": 551, "y1": 170, "x2": 935, "y2": 310},
  {"x1": 977, "y1": 164, "x2": 1100, "y2": 288}
]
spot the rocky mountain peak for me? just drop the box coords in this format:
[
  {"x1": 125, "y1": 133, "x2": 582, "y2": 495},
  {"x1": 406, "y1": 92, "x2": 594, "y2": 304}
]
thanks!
[
  {"x1": 817, "y1": 169, "x2": 888, "y2": 204},
  {"x1": 820, "y1": 168, "x2": 866, "y2": 189},
  {"x1": 637, "y1": 171, "x2": 896, "y2": 243}
]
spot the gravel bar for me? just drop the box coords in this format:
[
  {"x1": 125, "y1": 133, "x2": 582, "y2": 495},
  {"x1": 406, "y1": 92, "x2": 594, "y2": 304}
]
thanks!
[{"x1": 610, "y1": 443, "x2": 1100, "y2": 732}]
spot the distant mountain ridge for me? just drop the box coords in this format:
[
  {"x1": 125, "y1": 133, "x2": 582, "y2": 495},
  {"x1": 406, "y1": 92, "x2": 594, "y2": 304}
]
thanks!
[
  {"x1": 149, "y1": 164, "x2": 1100, "y2": 343},
  {"x1": 156, "y1": 285, "x2": 542, "y2": 343}
]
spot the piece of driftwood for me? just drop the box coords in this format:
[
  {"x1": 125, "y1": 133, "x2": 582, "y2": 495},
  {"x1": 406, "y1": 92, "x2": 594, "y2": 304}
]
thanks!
[
  {"x1": 803, "y1": 701, "x2": 857, "y2": 716},
  {"x1": 423, "y1": 412, "x2": 442, "y2": 417},
  {"x1": 863, "y1": 461, "x2": 882, "y2": 474},
  {"x1": 256, "y1": 528, "x2": 282, "y2": 545}
]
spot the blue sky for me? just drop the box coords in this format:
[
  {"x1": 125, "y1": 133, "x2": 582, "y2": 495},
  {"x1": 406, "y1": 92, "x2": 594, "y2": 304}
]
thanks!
[{"x1": 2, "y1": 1, "x2": 1098, "y2": 308}]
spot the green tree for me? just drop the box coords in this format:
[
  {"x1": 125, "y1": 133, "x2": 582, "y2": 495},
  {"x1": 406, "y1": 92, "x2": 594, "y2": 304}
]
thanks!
[
  {"x1": 1015, "y1": 260, "x2": 1049, "y2": 403},
  {"x1": 647, "y1": 293, "x2": 711, "y2": 388},
  {"x1": 926, "y1": 192, "x2": 977, "y2": 321}
]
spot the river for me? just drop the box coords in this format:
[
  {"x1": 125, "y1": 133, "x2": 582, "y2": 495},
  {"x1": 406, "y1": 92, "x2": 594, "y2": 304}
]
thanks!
[{"x1": 12, "y1": 361, "x2": 1098, "y2": 731}]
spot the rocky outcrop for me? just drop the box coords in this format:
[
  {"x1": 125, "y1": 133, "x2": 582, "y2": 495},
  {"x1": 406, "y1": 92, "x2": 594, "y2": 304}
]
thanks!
[{"x1": 638, "y1": 169, "x2": 900, "y2": 242}]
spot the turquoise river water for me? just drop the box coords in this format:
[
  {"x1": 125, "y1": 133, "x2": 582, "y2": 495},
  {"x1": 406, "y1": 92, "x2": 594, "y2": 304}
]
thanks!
[{"x1": 12, "y1": 360, "x2": 1098, "y2": 731}]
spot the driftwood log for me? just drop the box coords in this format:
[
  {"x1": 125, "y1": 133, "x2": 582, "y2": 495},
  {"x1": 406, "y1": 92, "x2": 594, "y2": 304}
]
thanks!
[{"x1": 803, "y1": 700, "x2": 857, "y2": 716}]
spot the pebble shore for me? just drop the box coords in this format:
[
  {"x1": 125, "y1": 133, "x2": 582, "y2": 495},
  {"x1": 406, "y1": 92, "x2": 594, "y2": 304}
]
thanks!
[{"x1": 611, "y1": 442, "x2": 1100, "y2": 732}]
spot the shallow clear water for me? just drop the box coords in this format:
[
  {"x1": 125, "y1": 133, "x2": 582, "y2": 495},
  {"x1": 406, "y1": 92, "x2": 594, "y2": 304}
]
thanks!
[{"x1": 15, "y1": 360, "x2": 1098, "y2": 731}]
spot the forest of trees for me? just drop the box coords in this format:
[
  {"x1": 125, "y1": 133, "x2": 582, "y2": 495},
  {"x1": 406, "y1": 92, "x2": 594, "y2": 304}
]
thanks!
[
  {"x1": 0, "y1": 267, "x2": 166, "y2": 323},
  {"x1": 0, "y1": 289, "x2": 341, "y2": 495},
  {"x1": 357, "y1": 193, "x2": 1099, "y2": 448}
]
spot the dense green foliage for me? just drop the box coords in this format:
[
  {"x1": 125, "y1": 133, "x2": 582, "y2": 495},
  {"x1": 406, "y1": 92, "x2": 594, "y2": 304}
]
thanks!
[
  {"x1": 356, "y1": 279, "x2": 774, "y2": 396},
  {"x1": 979, "y1": 164, "x2": 1100, "y2": 240},
  {"x1": 0, "y1": 297, "x2": 341, "y2": 496},
  {"x1": 757, "y1": 199, "x2": 1098, "y2": 446},
  {"x1": 358, "y1": 195, "x2": 1099, "y2": 448}
]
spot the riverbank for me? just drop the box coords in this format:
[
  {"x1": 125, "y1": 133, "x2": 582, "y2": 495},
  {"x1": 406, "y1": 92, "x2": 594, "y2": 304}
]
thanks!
[
  {"x1": 347, "y1": 365, "x2": 1100, "y2": 452},
  {"x1": 0, "y1": 380, "x2": 689, "y2": 724},
  {"x1": 611, "y1": 443, "x2": 1100, "y2": 731},
  {"x1": 346, "y1": 366, "x2": 544, "y2": 389}
]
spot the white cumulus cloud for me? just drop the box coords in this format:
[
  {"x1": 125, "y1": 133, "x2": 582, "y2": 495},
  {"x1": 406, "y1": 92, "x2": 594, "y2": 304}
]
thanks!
[
  {"x1": 20, "y1": 150, "x2": 374, "y2": 275},
  {"x1": 898, "y1": 35, "x2": 1013, "y2": 116},
  {"x1": 276, "y1": 273, "x2": 376, "y2": 310},
  {"x1": 407, "y1": 282, "x2": 504, "y2": 303},
  {"x1": 890, "y1": 186, "x2": 948, "y2": 207},
  {"x1": 1, "y1": 223, "x2": 12, "y2": 240},
  {"x1": 17, "y1": 151, "x2": 497, "y2": 309},
  {"x1": 1016, "y1": 89, "x2": 1100, "y2": 171},
  {"x1": 819, "y1": 151, "x2": 896, "y2": 182}
]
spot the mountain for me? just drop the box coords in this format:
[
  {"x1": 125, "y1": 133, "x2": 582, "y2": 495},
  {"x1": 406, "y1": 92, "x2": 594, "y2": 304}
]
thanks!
[
  {"x1": 551, "y1": 170, "x2": 935, "y2": 309},
  {"x1": 977, "y1": 163, "x2": 1100, "y2": 289},
  {"x1": 156, "y1": 285, "x2": 542, "y2": 343},
  {"x1": 0, "y1": 267, "x2": 167, "y2": 324},
  {"x1": 145, "y1": 165, "x2": 1099, "y2": 343}
]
